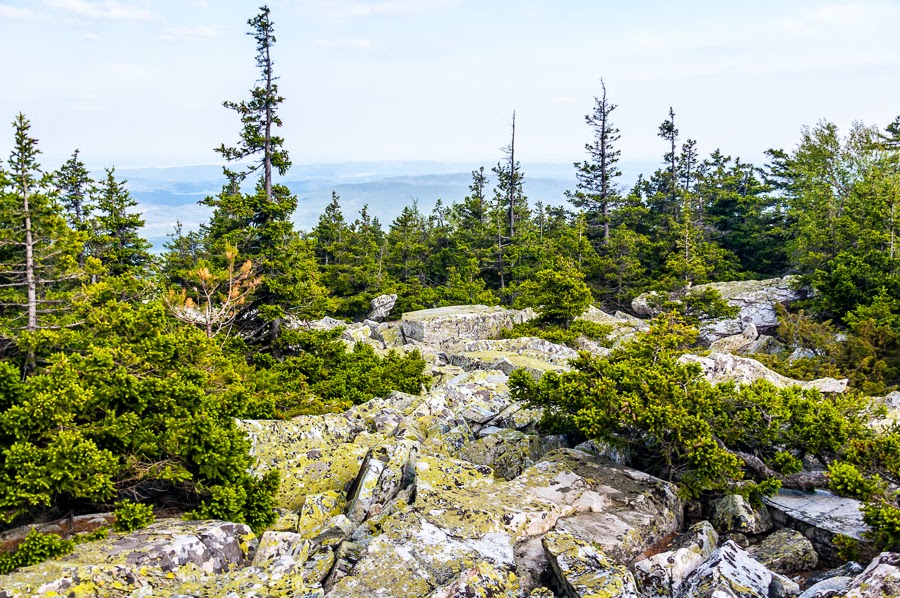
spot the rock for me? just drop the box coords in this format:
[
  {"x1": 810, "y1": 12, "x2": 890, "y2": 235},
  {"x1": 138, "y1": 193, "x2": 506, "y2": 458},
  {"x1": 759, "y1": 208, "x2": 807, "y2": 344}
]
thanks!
[
  {"x1": 765, "y1": 489, "x2": 869, "y2": 565},
  {"x1": 770, "y1": 574, "x2": 802, "y2": 597},
  {"x1": 252, "y1": 531, "x2": 309, "y2": 566},
  {"x1": 345, "y1": 438, "x2": 417, "y2": 524},
  {"x1": 572, "y1": 438, "x2": 630, "y2": 465},
  {"x1": 0, "y1": 519, "x2": 256, "y2": 596},
  {"x1": 748, "y1": 528, "x2": 818, "y2": 574},
  {"x1": 678, "y1": 352, "x2": 848, "y2": 393},
  {"x1": 709, "y1": 323, "x2": 759, "y2": 354},
  {"x1": 456, "y1": 429, "x2": 566, "y2": 480},
  {"x1": 369, "y1": 293, "x2": 398, "y2": 322},
  {"x1": 401, "y1": 305, "x2": 536, "y2": 347},
  {"x1": 448, "y1": 337, "x2": 578, "y2": 377},
  {"x1": 633, "y1": 277, "x2": 804, "y2": 342},
  {"x1": 428, "y1": 562, "x2": 520, "y2": 598},
  {"x1": 514, "y1": 537, "x2": 553, "y2": 594},
  {"x1": 712, "y1": 494, "x2": 773, "y2": 535},
  {"x1": 542, "y1": 530, "x2": 641, "y2": 598},
  {"x1": 805, "y1": 560, "x2": 864, "y2": 586},
  {"x1": 799, "y1": 576, "x2": 853, "y2": 598},
  {"x1": 843, "y1": 552, "x2": 900, "y2": 596},
  {"x1": 675, "y1": 540, "x2": 797, "y2": 598},
  {"x1": 633, "y1": 520, "x2": 718, "y2": 597},
  {"x1": 744, "y1": 334, "x2": 785, "y2": 355},
  {"x1": 722, "y1": 532, "x2": 750, "y2": 548}
]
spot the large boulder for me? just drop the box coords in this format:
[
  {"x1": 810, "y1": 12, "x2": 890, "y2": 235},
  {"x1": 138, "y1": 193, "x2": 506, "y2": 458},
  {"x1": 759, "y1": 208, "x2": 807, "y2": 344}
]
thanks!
[
  {"x1": 368, "y1": 293, "x2": 398, "y2": 322},
  {"x1": 765, "y1": 489, "x2": 869, "y2": 565},
  {"x1": 678, "y1": 352, "x2": 848, "y2": 393},
  {"x1": 401, "y1": 305, "x2": 535, "y2": 346}
]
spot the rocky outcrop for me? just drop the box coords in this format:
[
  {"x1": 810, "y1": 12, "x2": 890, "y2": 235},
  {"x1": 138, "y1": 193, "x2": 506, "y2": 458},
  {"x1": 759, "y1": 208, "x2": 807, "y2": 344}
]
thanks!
[
  {"x1": 368, "y1": 293, "x2": 397, "y2": 322},
  {"x1": 633, "y1": 276, "x2": 804, "y2": 342},
  {"x1": 401, "y1": 305, "x2": 535, "y2": 346},
  {"x1": 678, "y1": 352, "x2": 848, "y2": 393},
  {"x1": 0, "y1": 519, "x2": 257, "y2": 597},
  {"x1": 765, "y1": 489, "x2": 869, "y2": 565}
]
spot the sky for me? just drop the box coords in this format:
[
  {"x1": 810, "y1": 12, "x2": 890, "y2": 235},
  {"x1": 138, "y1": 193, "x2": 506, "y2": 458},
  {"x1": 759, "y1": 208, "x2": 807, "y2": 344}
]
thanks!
[{"x1": 0, "y1": 0, "x2": 898, "y2": 171}]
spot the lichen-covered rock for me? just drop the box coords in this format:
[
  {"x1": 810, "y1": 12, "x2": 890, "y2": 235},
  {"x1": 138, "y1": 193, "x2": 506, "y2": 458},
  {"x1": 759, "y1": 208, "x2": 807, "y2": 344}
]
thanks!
[
  {"x1": 633, "y1": 520, "x2": 719, "y2": 597},
  {"x1": 712, "y1": 494, "x2": 773, "y2": 535},
  {"x1": 428, "y1": 562, "x2": 520, "y2": 598},
  {"x1": 345, "y1": 438, "x2": 418, "y2": 524},
  {"x1": 799, "y1": 576, "x2": 853, "y2": 598},
  {"x1": 843, "y1": 551, "x2": 900, "y2": 597},
  {"x1": 446, "y1": 337, "x2": 578, "y2": 378},
  {"x1": 679, "y1": 352, "x2": 848, "y2": 393},
  {"x1": 765, "y1": 489, "x2": 869, "y2": 565},
  {"x1": 709, "y1": 323, "x2": 759, "y2": 354},
  {"x1": 542, "y1": 530, "x2": 641, "y2": 598},
  {"x1": 805, "y1": 560, "x2": 864, "y2": 587},
  {"x1": 675, "y1": 540, "x2": 796, "y2": 598},
  {"x1": 369, "y1": 293, "x2": 398, "y2": 322},
  {"x1": 748, "y1": 528, "x2": 818, "y2": 574},
  {"x1": 0, "y1": 519, "x2": 256, "y2": 597},
  {"x1": 455, "y1": 428, "x2": 565, "y2": 480},
  {"x1": 744, "y1": 334, "x2": 785, "y2": 355},
  {"x1": 401, "y1": 305, "x2": 535, "y2": 346}
]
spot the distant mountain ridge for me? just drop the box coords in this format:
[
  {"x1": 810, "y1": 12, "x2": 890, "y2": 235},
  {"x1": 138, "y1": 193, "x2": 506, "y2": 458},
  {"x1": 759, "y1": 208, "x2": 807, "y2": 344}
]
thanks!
[{"x1": 108, "y1": 160, "x2": 653, "y2": 249}]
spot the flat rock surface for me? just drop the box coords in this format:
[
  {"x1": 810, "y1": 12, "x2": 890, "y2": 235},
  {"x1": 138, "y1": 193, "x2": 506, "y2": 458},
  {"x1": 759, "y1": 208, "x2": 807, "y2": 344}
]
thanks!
[{"x1": 766, "y1": 489, "x2": 869, "y2": 565}]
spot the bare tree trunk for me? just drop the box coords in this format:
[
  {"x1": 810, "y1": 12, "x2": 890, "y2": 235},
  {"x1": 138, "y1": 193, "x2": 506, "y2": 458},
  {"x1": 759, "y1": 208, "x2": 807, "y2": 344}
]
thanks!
[
  {"x1": 600, "y1": 83, "x2": 610, "y2": 245},
  {"x1": 508, "y1": 111, "x2": 516, "y2": 240},
  {"x1": 735, "y1": 451, "x2": 828, "y2": 491},
  {"x1": 264, "y1": 37, "x2": 273, "y2": 203}
]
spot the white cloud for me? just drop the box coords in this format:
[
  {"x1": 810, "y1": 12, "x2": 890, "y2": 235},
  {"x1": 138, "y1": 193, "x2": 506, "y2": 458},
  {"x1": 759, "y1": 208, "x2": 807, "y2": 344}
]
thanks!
[
  {"x1": 44, "y1": 0, "x2": 156, "y2": 21},
  {"x1": 160, "y1": 25, "x2": 219, "y2": 42},
  {"x1": 0, "y1": 4, "x2": 37, "y2": 18},
  {"x1": 314, "y1": 38, "x2": 373, "y2": 50},
  {"x1": 82, "y1": 32, "x2": 100, "y2": 40},
  {"x1": 306, "y1": 0, "x2": 466, "y2": 21}
]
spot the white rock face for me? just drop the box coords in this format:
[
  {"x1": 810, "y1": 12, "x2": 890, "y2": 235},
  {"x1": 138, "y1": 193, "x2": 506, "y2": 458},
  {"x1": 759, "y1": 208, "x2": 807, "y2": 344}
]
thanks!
[
  {"x1": 844, "y1": 552, "x2": 900, "y2": 597},
  {"x1": 633, "y1": 520, "x2": 719, "y2": 598},
  {"x1": 675, "y1": 540, "x2": 796, "y2": 598},
  {"x1": 709, "y1": 323, "x2": 759, "y2": 354},
  {"x1": 678, "y1": 352, "x2": 848, "y2": 393},
  {"x1": 368, "y1": 293, "x2": 398, "y2": 322},
  {"x1": 401, "y1": 305, "x2": 535, "y2": 346}
]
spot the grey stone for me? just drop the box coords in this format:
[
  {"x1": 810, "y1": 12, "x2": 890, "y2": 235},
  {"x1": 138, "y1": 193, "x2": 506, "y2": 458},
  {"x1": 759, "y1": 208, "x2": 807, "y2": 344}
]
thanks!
[
  {"x1": 675, "y1": 540, "x2": 796, "y2": 598},
  {"x1": 799, "y1": 576, "x2": 853, "y2": 598},
  {"x1": 709, "y1": 323, "x2": 759, "y2": 354},
  {"x1": 805, "y1": 560, "x2": 864, "y2": 586},
  {"x1": 633, "y1": 520, "x2": 719, "y2": 597},
  {"x1": 712, "y1": 494, "x2": 773, "y2": 535},
  {"x1": 748, "y1": 528, "x2": 818, "y2": 574},
  {"x1": 765, "y1": 489, "x2": 869, "y2": 565},
  {"x1": 679, "y1": 352, "x2": 848, "y2": 393},
  {"x1": 368, "y1": 293, "x2": 398, "y2": 322},
  {"x1": 842, "y1": 551, "x2": 900, "y2": 596},
  {"x1": 401, "y1": 305, "x2": 536, "y2": 346},
  {"x1": 542, "y1": 530, "x2": 641, "y2": 598}
]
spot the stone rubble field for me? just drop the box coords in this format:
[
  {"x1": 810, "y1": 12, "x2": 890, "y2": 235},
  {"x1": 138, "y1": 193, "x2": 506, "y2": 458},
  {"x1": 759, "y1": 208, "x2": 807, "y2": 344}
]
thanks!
[{"x1": 1, "y1": 277, "x2": 897, "y2": 597}]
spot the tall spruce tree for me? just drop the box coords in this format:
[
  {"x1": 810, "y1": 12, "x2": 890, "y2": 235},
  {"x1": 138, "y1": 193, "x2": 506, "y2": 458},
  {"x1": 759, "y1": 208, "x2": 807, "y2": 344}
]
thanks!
[
  {"x1": 54, "y1": 150, "x2": 93, "y2": 268},
  {"x1": 0, "y1": 115, "x2": 83, "y2": 368},
  {"x1": 568, "y1": 79, "x2": 621, "y2": 245},
  {"x1": 91, "y1": 168, "x2": 152, "y2": 278},
  {"x1": 206, "y1": 5, "x2": 328, "y2": 341}
]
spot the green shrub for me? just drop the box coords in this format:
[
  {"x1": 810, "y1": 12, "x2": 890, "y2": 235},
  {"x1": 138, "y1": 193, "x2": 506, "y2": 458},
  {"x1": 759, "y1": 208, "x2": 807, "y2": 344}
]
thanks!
[
  {"x1": 771, "y1": 451, "x2": 803, "y2": 475},
  {"x1": 511, "y1": 313, "x2": 872, "y2": 500},
  {"x1": 0, "y1": 530, "x2": 75, "y2": 574},
  {"x1": 827, "y1": 461, "x2": 882, "y2": 500},
  {"x1": 113, "y1": 500, "x2": 156, "y2": 532}
]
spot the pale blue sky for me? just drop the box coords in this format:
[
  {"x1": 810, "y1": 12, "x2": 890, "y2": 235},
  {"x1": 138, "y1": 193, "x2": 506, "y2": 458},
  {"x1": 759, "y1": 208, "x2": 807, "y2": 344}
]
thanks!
[{"x1": 0, "y1": 0, "x2": 898, "y2": 170}]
